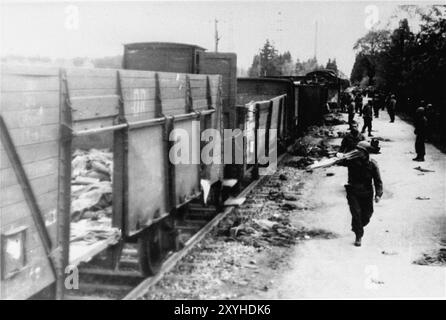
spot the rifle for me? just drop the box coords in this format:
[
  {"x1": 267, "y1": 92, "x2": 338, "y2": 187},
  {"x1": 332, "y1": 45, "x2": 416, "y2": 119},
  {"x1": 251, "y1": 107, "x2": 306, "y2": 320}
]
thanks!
[{"x1": 306, "y1": 149, "x2": 362, "y2": 170}]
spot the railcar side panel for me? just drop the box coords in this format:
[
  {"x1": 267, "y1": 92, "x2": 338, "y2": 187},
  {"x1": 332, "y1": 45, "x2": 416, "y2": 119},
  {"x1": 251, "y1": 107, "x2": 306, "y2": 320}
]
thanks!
[{"x1": 0, "y1": 66, "x2": 60, "y2": 300}]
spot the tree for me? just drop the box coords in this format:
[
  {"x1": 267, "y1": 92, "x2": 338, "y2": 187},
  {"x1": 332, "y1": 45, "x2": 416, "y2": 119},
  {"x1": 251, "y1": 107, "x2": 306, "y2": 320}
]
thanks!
[
  {"x1": 248, "y1": 54, "x2": 261, "y2": 77},
  {"x1": 351, "y1": 29, "x2": 391, "y2": 87},
  {"x1": 326, "y1": 58, "x2": 338, "y2": 73},
  {"x1": 248, "y1": 40, "x2": 295, "y2": 76},
  {"x1": 278, "y1": 51, "x2": 294, "y2": 75},
  {"x1": 295, "y1": 57, "x2": 323, "y2": 75},
  {"x1": 258, "y1": 39, "x2": 281, "y2": 76},
  {"x1": 351, "y1": 5, "x2": 446, "y2": 141}
]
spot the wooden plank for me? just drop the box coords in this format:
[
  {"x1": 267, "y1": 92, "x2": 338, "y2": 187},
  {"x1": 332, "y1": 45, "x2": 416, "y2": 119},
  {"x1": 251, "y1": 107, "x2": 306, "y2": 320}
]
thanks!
[
  {"x1": 69, "y1": 88, "x2": 119, "y2": 97},
  {"x1": 66, "y1": 76, "x2": 117, "y2": 90},
  {"x1": 122, "y1": 96, "x2": 156, "y2": 116},
  {"x1": 1, "y1": 190, "x2": 58, "y2": 227},
  {"x1": 120, "y1": 77, "x2": 191, "y2": 89},
  {"x1": 119, "y1": 69, "x2": 158, "y2": 78},
  {"x1": 120, "y1": 78, "x2": 157, "y2": 89},
  {"x1": 189, "y1": 87, "x2": 207, "y2": 97},
  {"x1": 185, "y1": 74, "x2": 210, "y2": 81},
  {"x1": 162, "y1": 98, "x2": 186, "y2": 107},
  {"x1": 157, "y1": 72, "x2": 189, "y2": 80},
  {"x1": 71, "y1": 95, "x2": 120, "y2": 121},
  {"x1": 125, "y1": 112, "x2": 157, "y2": 122},
  {"x1": 120, "y1": 87, "x2": 187, "y2": 101},
  {"x1": 192, "y1": 99, "x2": 209, "y2": 109},
  {"x1": 72, "y1": 118, "x2": 115, "y2": 131},
  {"x1": 1, "y1": 107, "x2": 59, "y2": 129},
  {"x1": 0, "y1": 91, "x2": 60, "y2": 111},
  {"x1": 0, "y1": 141, "x2": 58, "y2": 170},
  {"x1": 160, "y1": 87, "x2": 186, "y2": 100},
  {"x1": 0, "y1": 124, "x2": 58, "y2": 148},
  {"x1": 0, "y1": 202, "x2": 29, "y2": 226},
  {"x1": 1, "y1": 74, "x2": 59, "y2": 92},
  {"x1": 0, "y1": 157, "x2": 58, "y2": 188},
  {"x1": 0, "y1": 174, "x2": 58, "y2": 208}
]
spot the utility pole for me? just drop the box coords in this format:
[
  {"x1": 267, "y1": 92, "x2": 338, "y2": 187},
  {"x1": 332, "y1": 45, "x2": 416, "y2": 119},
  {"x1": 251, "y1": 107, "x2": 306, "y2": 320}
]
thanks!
[
  {"x1": 214, "y1": 19, "x2": 221, "y2": 52},
  {"x1": 314, "y1": 20, "x2": 318, "y2": 60}
]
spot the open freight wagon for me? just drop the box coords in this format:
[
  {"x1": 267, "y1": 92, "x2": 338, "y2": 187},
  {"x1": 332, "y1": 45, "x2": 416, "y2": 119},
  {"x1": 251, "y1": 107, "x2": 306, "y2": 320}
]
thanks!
[
  {"x1": 224, "y1": 94, "x2": 286, "y2": 184},
  {"x1": 0, "y1": 65, "x2": 223, "y2": 299},
  {"x1": 237, "y1": 77, "x2": 296, "y2": 143}
]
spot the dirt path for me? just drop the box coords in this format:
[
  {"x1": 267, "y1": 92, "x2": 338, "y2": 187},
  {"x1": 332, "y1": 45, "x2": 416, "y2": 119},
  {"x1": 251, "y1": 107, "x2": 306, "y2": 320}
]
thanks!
[{"x1": 243, "y1": 112, "x2": 446, "y2": 299}]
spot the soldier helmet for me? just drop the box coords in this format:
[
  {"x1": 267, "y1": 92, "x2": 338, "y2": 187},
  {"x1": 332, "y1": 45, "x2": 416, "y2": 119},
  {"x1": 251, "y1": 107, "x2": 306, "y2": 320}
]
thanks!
[
  {"x1": 416, "y1": 107, "x2": 425, "y2": 114},
  {"x1": 356, "y1": 141, "x2": 372, "y2": 153}
]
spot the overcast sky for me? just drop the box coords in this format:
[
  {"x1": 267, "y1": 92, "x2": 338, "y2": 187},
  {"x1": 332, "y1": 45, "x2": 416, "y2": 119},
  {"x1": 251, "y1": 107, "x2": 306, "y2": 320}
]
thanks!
[{"x1": 0, "y1": 1, "x2": 433, "y2": 75}]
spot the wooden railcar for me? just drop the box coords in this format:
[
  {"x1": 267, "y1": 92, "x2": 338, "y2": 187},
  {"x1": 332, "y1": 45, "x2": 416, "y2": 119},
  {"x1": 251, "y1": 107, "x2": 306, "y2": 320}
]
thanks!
[{"x1": 0, "y1": 65, "x2": 222, "y2": 299}]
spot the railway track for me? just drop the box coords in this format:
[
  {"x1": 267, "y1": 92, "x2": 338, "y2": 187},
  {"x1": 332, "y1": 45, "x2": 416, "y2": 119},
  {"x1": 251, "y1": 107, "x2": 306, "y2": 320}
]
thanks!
[{"x1": 64, "y1": 156, "x2": 284, "y2": 300}]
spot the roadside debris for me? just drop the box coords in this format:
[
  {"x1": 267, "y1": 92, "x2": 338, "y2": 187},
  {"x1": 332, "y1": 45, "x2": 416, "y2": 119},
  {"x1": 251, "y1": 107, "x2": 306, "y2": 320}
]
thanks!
[
  {"x1": 286, "y1": 156, "x2": 315, "y2": 169},
  {"x1": 371, "y1": 278, "x2": 385, "y2": 285},
  {"x1": 323, "y1": 112, "x2": 348, "y2": 126},
  {"x1": 214, "y1": 206, "x2": 336, "y2": 248},
  {"x1": 374, "y1": 137, "x2": 392, "y2": 142},
  {"x1": 381, "y1": 250, "x2": 398, "y2": 256},
  {"x1": 414, "y1": 166, "x2": 435, "y2": 173},
  {"x1": 287, "y1": 125, "x2": 340, "y2": 159},
  {"x1": 413, "y1": 249, "x2": 446, "y2": 266}
]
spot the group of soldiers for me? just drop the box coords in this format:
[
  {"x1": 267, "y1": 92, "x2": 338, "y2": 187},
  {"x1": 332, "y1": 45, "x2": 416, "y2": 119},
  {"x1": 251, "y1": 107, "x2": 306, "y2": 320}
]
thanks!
[
  {"x1": 345, "y1": 91, "x2": 397, "y2": 137},
  {"x1": 342, "y1": 90, "x2": 430, "y2": 162}
]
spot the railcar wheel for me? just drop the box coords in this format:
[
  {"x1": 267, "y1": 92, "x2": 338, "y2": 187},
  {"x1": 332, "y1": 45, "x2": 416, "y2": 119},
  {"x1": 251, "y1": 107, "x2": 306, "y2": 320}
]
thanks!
[
  {"x1": 210, "y1": 183, "x2": 223, "y2": 211},
  {"x1": 138, "y1": 224, "x2": 163, "y2": 276},
  {"x1": 160, "y1": 216, "x2": 180, "y2": 252}
]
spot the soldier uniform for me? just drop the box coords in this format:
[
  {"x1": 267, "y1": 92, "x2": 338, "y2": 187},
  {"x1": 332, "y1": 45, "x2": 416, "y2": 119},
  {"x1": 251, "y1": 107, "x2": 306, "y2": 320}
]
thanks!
[
  {"x1": 339, "y1": 142, "x2": 383, "y2": 246},
  {"x1": 340, "y1": 123, "x2": 365, "y2": 153},
  {"x1": 361, "y1": 102, "x2": 373, "y2": 137},
  {"x1": 413, "y1": 107, "x2": 427, "y2": 161}
]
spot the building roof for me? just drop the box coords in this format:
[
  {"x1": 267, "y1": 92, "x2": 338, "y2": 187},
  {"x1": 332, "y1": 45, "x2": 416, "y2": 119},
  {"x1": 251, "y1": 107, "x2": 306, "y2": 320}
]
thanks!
[{"x1": 124, "y1": 42, "x2": 206, "y2": 51}]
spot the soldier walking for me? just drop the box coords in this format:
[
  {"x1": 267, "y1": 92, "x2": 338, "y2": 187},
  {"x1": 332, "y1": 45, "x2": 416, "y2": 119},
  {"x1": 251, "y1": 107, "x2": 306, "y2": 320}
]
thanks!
[
  {"x1": 347, "y1": 100, "x2": 355, "y2": 129},
  {"x1": 413, "y1": 106, "x2": 427, "y2": 162},
  {"x1": 338, "y1": 141, "x2": 383, "y2": 246},
  {"x1": 373, "y1": 93, "x2": 381, "y2": 118},
  {"x1": 387, "y1": 94, "x2": 396, "y2": 123},
  {"x1": 354, "y1": 92, "x2": 363, "y2": 115},
  {"x1": 361, "y1": 101, "x2": 373, "y2": 137}
]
